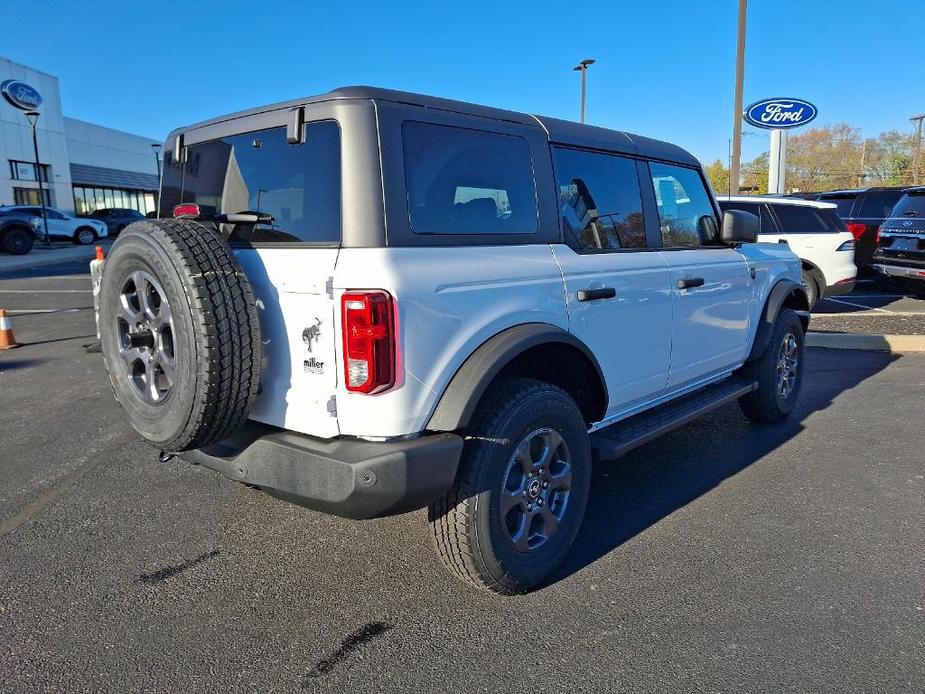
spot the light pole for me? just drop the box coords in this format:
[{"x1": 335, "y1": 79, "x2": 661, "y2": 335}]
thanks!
[
  {"x1": 23, "y1": 111, "x2": 51, "y2": 247},
  {"x1": 572, "y1": 59, "x2": 595, "y2": 124},
  {"x1": 729, "y1": 0, "x2": 748, "y2": 194},
  {"x1": 910, "y1": 113, "x2": 925, "y2": 185},
  {"x1": 150, "y1": 143, "x2": 162, "y2": 214}
]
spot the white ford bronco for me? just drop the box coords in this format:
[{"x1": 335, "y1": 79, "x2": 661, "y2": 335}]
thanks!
[{"x1": 100, "y1": 87, "x2": 809, "y2": 594}]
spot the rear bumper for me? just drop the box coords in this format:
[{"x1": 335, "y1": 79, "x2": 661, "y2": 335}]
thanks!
[
  {"x1": 823, "y1": 277, "x2": 856, "y2": 297},
  {"x1": 182, "y1": 423, "x2": 463, "y2": 519},
  {"x1": 871, "y1": 262, "x2": 925, "y2": 282}
]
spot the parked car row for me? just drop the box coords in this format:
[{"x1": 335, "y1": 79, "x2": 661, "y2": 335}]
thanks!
[
  {"x1": 0, "y1": 205, "x2": 108, "y2": 246},
  {"x1": 786, "y1": 185, "x2": 925, "y2": 299}
]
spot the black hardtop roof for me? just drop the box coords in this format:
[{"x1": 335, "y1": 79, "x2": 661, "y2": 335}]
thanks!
[{"x1": 170, "y1": 86, "x2": 699, "y2": 167}]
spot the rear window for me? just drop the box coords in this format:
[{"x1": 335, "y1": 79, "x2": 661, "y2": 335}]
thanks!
[
  {"x1": 891, "y1": 192, "x2": 925, "y2": 218},
  {"x1": 856, "y1": 190, "x2": 904, "y2": 219},
  {"x1": 818, "y1": 194, "x2": 856, "y2": 217},
  {"x1": 402, "y1": 121, "x2": 538, "y2": 235},
  {"x1": 160, "y1": 121, "x2": 341, "y2": 244},
  {"x1": 769, "y1": 204, "x2": 842, "y2": 233}
]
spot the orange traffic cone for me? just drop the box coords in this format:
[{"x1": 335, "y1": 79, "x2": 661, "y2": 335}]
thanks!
[{"x1": 0, "y1": 309, "x2": 20, "y2": 349}]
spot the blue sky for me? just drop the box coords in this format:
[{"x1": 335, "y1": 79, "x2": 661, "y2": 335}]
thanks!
[{"x1": 2, "y1": 0, "x2": 922, "y2": 166}]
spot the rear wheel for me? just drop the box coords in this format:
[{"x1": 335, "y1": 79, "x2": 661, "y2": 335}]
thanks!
[
  {"x1": 429, "y1": 378, "x2": 592, "y2": 594},
  {"x1": 74, "y1": 227, "x2": 97, "y2": 245},
  {"x1": 801, "y1": 270, "x2": 818, "y2": 309},
  {"x1": 1, "y1": 227, "x2": 34, "y2": 255},
  {"x1": 739, "y1": 308, "x2": 804, "y2": 423},
  {"x1": 99, "y1": 219, "x2": 261, "y2": 452}
]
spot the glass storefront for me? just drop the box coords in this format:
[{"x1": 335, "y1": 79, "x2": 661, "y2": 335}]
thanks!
[{"x1": 73, "y1": 185, "x2": 156, "y2": 216}]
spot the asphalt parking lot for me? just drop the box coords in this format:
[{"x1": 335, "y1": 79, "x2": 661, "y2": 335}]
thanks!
[{"x1": 1, "y1": 259, "x2": 923, "y2": 693}]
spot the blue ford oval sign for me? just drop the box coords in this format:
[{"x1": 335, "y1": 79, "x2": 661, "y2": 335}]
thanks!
[
  {"x1": 743, "y1": 98, "x2": 817, "y2": 130},
  {"x1": 1, "y1": 80, "x2": 43, "y2": 111}
]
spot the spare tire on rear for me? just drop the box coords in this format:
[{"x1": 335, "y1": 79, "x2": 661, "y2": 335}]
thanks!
[{"x1": 99, "y1": 219, "x2": 261, "y2": 452}]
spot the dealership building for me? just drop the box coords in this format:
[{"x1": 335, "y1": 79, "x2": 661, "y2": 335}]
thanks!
[{"x1": 0, "y1": 56, "x2": 160, "y2": 216}]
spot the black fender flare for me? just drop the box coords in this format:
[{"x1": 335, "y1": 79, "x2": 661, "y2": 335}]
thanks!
[
  {"x1": 747, "y1": 279, "x2": 810, "y2": 362},
  {"x1": 426, "y1": 323, "x2": 607, "y2": 432}
]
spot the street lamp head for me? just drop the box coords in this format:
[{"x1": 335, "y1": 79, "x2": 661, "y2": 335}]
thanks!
[
  {"x1": 24, "y1": 110, "x2": 40, "y2": 127},
  {"x1": 150, "y1": 143, "x2": 162, "y2": 155},
  {"x1": 573, "y1": 59, "x2": 596, "y2": 71}
]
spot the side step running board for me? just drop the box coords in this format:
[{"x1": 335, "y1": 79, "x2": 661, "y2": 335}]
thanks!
[{"x1": 590, "y1": 376, "x2": 757, "y2": 461}]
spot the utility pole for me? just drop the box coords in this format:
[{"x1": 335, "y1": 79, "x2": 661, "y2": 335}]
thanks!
[
  {"x1": 857, "y1": 139, "x2": 866, "y2": 188},
  {"x1": 729, "y1": 0, "x2": 748, "y2": 194},
  {"x1": 572, "y1": 59, "x2": 595, "y2": 124},
  {"x1": 911, "y1": 113, "x2": 925, "y2": 185}
]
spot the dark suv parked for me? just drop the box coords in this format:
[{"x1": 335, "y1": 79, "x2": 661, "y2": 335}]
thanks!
[
  {"x1": 871, "y1": 187, "x2": 925, "y2": 298},
  {"x1": 808, "y1": 187, "x2": 907, "y2": 268},
  {"x1": 0, "y1": 208, "x2": 45, "y2": 255},
  {"x1": 89, "y1": 208, "x2": 146, "y2": 235}
]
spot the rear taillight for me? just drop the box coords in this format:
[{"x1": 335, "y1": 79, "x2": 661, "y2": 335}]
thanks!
[
  {"x1": 846, "y1": 222, "x2": 867, "y2": 241},
  {"x1": 341, "y1": 291, "x2": 395, "y2": 394},
  {"x1": 875, "y1": 224, "x2": 882, "y2": 245},
  {"x1": 173, "y1": 203, "x2": 200, "y2": 218}
]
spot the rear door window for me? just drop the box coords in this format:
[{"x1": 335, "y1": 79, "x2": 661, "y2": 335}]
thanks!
[
  {"x1": 552, "y1": 147, "x2": 646, "y2": 251},
  {"x1": 648, "y1": 162, "x2": 718, "y2": 247},
  {"x1": 857, "y1": 190, "x2": 904, "y2": 219},
  {"x1": 160, "y1": 121, "x2": 341, "y2": 244},
  {"x1": 769, "y1": 204, "x2": 842, "y2": 233},
  {"x1": 402, "y1": 121, "x2": 538, "y2": 235}
]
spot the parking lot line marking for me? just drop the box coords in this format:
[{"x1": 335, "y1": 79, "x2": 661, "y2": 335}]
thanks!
[
  {"x1": 827, "y1": 297, "x2": 894, "y2": 313},
  {"x1": 0, "y1": 289, "x2": 90, "y2": 293},
  {"x1": 812, "y1": 311, "x2": 924, "y2": 318},
  {"x1": 6, "y1": 308, "x2": 88, "y2": 315}
]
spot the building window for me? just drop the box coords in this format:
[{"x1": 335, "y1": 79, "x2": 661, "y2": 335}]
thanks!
[
  {"x1": 9, "y1": 160, "x2": 50, "y2": 183},
  {"x1": 72, "y1": 185, "x2": 155, "y2": 216},
  {"x1": 13, "y1": 187, "x2": 52, "y2": 206}
]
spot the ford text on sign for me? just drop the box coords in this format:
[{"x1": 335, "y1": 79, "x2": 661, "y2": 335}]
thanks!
[{"x1": 743, "y1": 98, "x2": 817, "y2": 130}]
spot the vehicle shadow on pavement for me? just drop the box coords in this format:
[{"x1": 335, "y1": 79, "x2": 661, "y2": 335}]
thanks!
[{"x1": 550, "y1": 348, "x2": 900, "y2": 587}]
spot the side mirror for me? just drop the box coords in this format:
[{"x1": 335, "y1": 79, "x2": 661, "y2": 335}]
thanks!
[{"x1": 721, "y1": 210, "x2": 758, "y2": 244}]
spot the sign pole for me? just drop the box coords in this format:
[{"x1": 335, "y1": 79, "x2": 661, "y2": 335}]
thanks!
[
  {"x1": 729, "y1": 0, "x2": 748, "y2": 195},
  {"x1": 768, "y1": 128, "x2": 787, "y2": 194}
]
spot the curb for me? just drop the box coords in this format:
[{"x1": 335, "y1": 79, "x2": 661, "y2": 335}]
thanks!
[
  {"x1": 0, "y1": 244, "x2": 108, "y2": 273},
  {"x1": 807, "y1": 332, "x2": 925, "y2": 352}
]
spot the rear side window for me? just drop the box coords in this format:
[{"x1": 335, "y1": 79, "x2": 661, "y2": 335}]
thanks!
[
  {"x1": 160, "y1": 121, "x2": 341, "y2": 244},
  {"x1": 402, "y1": 122, "x2": 537, "y2": 235},
  {"x1": 819, "y1": 194, "x2": 856, "y2": 217},
  {"x1": 553, "y1": 147, "x2": 646, "y2": 251},
  {"x1": 857, "y1": 190, "x2": 904, "y2": 219},
  {"x1": 718, "y1": 201, "x2": 776, "y2": 234},
  {"x1": 649, "y1": 162, "x2": 718, "y2": 247},
  {"x1": 769, "y1": 204, "x2": 842, "y2": 233}
]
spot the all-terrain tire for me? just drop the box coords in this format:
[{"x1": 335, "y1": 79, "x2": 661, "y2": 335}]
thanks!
[
  {"x1": 738, "y1": 308, "x2": 804, "y2": 423},
  {"x1": 99, "y1": 219, "x2": 261, "y2": 451},
  {"x1": 429, "y1": 378, "x2": 592, "y2": 594}
]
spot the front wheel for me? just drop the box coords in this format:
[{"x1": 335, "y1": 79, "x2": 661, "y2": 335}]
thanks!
[
  {"x1": 429, "y1": 378, "x2": 592, "y2": 594},
  {"x1": 74, "y1": 227, "x2": 97, "y2": 245},
  {"x1": 739, "y1": 308, "x2": 805, "y2": 423}
]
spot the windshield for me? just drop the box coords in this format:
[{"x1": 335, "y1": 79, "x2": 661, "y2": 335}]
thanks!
[{"x1": 891, "y1": 193, "x2": 925, "y2": 218}]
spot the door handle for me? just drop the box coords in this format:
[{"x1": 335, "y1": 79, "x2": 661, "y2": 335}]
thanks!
[
  {"x1": 677, "y1": 277, "x2": 705, "y2": 290},
  {"x1": 577, "y1": 287, "x2": 617, "y2": 302}
]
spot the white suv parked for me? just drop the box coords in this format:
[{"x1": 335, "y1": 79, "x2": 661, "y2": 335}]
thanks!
[
  {"x1": 718, "y1": 196, "x2": 856, "y2": 307},
  {"x1": 1, "y1": 205, "x2": 108, "y2": 245},
  {"x1": 99, "y1": 87, "x2": 810, "y2": 594}
]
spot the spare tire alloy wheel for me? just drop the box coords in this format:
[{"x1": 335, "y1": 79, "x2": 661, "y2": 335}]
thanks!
[
  {"x1": 116, "y1": 270, "x2": 176, "y2": 405},
  {"x1": 99, "y1": 219, "x2": 261, "y2": 453}
]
